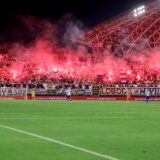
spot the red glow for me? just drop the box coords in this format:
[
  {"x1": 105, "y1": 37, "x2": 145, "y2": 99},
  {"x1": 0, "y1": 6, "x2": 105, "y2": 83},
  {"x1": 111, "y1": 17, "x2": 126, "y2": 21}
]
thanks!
[
  {"x1": 127, "y1": 71, "x2": 131, "y2": 75},
  {"x1": 0, "y1": 19, "x2": 160, "y2": 84},
  {"x1": 1, "y1": 42, "x2": 160, "y2": 84}
]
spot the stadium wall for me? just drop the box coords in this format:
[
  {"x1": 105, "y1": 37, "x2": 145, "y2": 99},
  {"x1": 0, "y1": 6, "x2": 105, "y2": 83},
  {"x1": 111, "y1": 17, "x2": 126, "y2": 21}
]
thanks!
[
  {"x1": 1, "y1": 96, "x2": 160, "y2": 101},
  {"x1": 0, "y1": 83, "x2": 160, "y2": 101}
]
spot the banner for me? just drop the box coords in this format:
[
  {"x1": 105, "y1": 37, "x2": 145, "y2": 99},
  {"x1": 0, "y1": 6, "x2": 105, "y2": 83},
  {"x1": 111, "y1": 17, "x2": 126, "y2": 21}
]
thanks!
[
  {"x1": 0, "y1": 88, "x2": 25, "y2": 96},
  {"x1": 0, "y1": 83, "x2": 93, "y2": 96},
  {"x1": 99, "y1": 87, "x2": 160, "y2": 96},
  {"x1": 0, "y1": 83, "x2": 160, "y2": 97}
]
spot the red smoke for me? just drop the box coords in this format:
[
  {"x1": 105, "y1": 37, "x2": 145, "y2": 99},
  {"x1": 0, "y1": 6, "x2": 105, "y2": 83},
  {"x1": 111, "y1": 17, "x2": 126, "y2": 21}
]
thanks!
[{"x1": 0, "y1": 17, "x2": 160, "y2": 84}]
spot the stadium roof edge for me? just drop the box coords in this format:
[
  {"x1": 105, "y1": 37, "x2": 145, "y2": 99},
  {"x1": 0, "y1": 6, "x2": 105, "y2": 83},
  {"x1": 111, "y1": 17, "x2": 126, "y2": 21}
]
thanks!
[{"x1": 79, "y1": 0, "x2": 159, "y2": 39}]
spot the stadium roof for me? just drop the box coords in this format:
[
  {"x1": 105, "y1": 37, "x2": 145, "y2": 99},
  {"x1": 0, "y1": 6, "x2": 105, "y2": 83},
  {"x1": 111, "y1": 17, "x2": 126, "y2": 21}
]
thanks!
[{"x1": 77, "y1": 0, "x2": 160, "y2": 59}]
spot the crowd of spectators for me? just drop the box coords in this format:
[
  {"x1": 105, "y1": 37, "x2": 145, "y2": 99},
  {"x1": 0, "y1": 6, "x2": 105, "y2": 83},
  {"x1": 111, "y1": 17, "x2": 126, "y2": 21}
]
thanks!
[{"x1": 0, "y1": 53, "x2": 160, "y2": 87}]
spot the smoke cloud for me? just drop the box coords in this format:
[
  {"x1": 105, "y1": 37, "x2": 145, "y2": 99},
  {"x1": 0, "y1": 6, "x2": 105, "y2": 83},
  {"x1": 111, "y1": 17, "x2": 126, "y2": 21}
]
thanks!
[{"x1": 0, "y1": 16, "x2": 160, "y2": 84}]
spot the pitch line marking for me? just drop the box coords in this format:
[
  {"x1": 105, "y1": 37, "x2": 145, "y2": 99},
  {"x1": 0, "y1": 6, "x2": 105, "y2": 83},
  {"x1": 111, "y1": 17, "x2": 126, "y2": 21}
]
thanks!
[
  {"x1": 0, "y1": 124, "x2": 120, "y2": 160},
  {"x1": 0, "y1": 116, "x2": 135, "y2": 120}
]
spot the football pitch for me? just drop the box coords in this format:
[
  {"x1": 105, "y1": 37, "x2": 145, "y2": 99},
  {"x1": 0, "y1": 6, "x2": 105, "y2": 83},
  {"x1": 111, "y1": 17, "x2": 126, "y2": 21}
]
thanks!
[{"x1": 0, "y1": 100, "x2": 160, "y2": 160}]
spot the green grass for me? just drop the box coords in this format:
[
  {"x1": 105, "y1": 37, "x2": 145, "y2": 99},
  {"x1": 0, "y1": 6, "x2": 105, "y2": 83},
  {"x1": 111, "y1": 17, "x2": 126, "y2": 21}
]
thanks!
[{"x1": 0, "y1": 100, "x2": 160, "y2": 160}]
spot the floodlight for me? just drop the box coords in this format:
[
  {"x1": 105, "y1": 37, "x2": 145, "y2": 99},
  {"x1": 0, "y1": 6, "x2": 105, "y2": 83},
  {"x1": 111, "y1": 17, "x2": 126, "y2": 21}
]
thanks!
[
  {"x1": 134, "y1": 9, "x2": 137, "y2": 13},
  {"x1": 133, "y1": 5, "x2": 146, "y2": 17},
  {"x1": 134, "y1": 13, "x2": 138, "y2": 17}
]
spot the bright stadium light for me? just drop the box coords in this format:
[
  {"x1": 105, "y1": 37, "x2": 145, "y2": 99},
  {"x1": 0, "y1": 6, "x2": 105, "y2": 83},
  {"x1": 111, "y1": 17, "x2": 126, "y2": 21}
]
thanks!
[{"x1": 133, "y1": 5, "x2": 146, "y2": 17}]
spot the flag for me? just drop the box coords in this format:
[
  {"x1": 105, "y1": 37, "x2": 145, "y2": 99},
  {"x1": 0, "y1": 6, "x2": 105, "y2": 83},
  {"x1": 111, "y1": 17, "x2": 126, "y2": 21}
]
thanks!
[{"x1": 119, "y1": 69, "x2": 127, "y2": 83}]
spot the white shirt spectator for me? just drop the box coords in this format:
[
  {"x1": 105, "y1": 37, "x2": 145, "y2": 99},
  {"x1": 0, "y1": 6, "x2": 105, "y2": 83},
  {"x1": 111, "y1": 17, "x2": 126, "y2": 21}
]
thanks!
[
  {"x1": 66, "y1": 88, "x2": 71, "y2": 96},
  {"x1": 146, "y1": 91, "x2": 150, "y2": 97}
]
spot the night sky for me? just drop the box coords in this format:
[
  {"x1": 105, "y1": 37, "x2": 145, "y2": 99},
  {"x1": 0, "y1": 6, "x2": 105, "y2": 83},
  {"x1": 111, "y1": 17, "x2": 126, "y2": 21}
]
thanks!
[{"x1": 0, "y1": 0, "x2": 148, "y2": 42}]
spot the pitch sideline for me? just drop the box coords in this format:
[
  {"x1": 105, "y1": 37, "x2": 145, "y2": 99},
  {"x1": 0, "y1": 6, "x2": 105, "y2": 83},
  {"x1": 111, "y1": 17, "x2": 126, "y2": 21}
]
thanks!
[{"x1": 0, "y1": 124, "x2": 120, "y2": 160}]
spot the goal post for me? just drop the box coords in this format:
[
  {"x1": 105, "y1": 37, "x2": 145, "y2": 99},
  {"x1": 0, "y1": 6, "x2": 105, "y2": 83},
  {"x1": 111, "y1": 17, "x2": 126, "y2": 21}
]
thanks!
[{"x1": 24, "y1": 87, "x2": 28, "y2": 100}]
